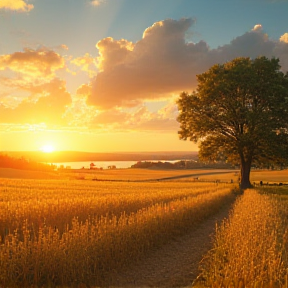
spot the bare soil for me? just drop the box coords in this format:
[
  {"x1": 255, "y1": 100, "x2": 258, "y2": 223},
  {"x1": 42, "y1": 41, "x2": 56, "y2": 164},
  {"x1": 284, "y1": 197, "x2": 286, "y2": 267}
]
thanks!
[{"x1": 105, "y1": 201, "x2": 234, "y2": 288}]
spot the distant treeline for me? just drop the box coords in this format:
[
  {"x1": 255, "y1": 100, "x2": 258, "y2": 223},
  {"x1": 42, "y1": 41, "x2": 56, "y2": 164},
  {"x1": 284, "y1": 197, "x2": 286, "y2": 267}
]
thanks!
[
  {"x1": 131, "y1": 160, "x2": 288, "y2": 170},
  {"x1": 131, "y1": 160, "x2": 235, "y2": 169},
  {"x1": 0, "y1": 154, "x2": 55, "y2": 171}
]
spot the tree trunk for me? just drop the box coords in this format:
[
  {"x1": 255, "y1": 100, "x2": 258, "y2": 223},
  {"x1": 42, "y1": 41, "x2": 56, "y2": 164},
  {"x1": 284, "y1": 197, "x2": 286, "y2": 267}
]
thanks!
[{"x1": 240, "y1": 160, "x2": 252, "y2": 189}]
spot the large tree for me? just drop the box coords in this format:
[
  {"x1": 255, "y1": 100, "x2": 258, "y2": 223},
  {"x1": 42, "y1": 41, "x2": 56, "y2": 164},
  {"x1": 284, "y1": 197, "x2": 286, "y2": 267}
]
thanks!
[{"x1": 177, "y1": 57, "x2": 288, "y2": 189}]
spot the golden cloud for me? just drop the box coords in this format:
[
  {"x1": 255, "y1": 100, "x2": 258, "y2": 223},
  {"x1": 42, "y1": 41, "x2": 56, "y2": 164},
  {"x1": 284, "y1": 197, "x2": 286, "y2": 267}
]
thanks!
[
  {"x1": 76, "y1": 84, "x2": 92, "y2": 97},
  {"x1": 0, "y1": 78, "x2": 72, "y2": 125},
  {"x1": 0, "y1": 47, "x2": 65, "y2": 79},
  {"x1": 96, "y1": 37, "x2": 134, "y2": 71},
  {"x1": 59, "y1": 44, "x2": 69, "y2": 50},
  {"x1": 71, "y1": 53, "x2": 97, "y2": 77},
  {"x1": 63, "y1": 96, "x2": 96, "y2": 127},
  {"x1": 0, "y1": 0, "x2": 33, "y2": 12},
  {"x1": 280, "y1": 33, "x2": 288, "y2": 43},
  {"x1": 89, "y1": 102, "x2": 179, "y2": 132},
  {"x1": 252, "y1": 24, "x2": 263, "y2": 32}
]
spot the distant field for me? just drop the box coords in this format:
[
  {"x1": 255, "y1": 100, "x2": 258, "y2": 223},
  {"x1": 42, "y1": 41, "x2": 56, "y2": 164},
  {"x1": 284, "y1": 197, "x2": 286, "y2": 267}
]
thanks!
[
  {"x1": 64, "y1": 168, "x2": 238, "y2": 182},
  {"x1": 0, "y1": 167, "x2": 60, "y2": 179},
  {"x1": 1, "y1": 167, "x2": 237, "y2": 181},
  {"x1": 1, "y1": 167, "x2": 287, "y2": 184},
  {"x1": 250, "y1": 169, "x2": 288, "y2": 184}
]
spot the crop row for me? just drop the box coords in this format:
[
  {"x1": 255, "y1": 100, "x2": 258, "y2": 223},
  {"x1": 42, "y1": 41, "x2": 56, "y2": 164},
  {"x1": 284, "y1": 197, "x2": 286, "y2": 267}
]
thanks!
[{"x1": 1, "y1": 179, "x2": 231, "y2": 237}]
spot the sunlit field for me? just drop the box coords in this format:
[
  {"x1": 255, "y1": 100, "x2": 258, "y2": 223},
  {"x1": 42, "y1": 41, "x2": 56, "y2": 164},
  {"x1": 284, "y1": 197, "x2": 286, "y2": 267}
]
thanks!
[
  {"x1": 195, "y1": 187, "x2": 288, "y2": 288},
  {"x1": 0, "y1": 176, "x2": 235, "y2": 287},
  {"x1": 0, "y1": 167, "x2": 237, "y2": 181},
  {"x1": 250, "y1": 169, "x2": 288, "y2": 184},
  {"x1": 1, "y1": 168, "x2": 288, "y2": 287},
  {"x1": 63, "y1": 168, "x2": 238, "y2": 182},
  {"x1": 2, "y1": 166, "x2": 287, "y2": 184},
  {"x1": 0, "y1": 168, "x2": 60, "y2": 179}
]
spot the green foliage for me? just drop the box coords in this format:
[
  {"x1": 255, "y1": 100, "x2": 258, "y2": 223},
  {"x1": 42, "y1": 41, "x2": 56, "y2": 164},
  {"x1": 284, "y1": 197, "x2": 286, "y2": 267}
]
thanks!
[{"x1": 177, "y1": 56, "x2": 288, "y2": 188}]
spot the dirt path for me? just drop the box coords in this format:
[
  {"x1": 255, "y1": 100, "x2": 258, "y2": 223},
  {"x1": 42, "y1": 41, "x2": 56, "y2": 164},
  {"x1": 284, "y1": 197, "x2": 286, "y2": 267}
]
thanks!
[{"x1": 105, "y1": 201, "x2": 234, "y2": 288}]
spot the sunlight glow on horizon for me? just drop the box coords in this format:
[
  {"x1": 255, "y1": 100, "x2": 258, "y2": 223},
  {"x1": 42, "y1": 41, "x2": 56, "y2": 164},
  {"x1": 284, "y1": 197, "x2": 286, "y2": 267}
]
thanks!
[{"x1": 40, "y1": 144, "x2": 55, "y2": 153}]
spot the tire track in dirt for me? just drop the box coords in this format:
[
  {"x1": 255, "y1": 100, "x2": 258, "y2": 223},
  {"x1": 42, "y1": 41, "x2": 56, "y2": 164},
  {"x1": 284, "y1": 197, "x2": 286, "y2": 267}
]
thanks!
[{"x1": 105, "y1": 200, "x2": 235, "y2": 288}]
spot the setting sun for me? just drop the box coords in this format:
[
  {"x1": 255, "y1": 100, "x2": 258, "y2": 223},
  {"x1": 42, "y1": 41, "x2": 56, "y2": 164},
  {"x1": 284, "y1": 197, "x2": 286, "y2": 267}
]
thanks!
[{"x1": 41, "y1": 144, "x2": 55, "y2": 153}]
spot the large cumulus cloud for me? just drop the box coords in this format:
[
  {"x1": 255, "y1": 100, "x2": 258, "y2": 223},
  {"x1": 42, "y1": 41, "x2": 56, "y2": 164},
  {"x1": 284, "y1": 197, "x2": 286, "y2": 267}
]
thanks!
[{"x1": 87, "y1": 19, "x2": 288, "y2": 109}]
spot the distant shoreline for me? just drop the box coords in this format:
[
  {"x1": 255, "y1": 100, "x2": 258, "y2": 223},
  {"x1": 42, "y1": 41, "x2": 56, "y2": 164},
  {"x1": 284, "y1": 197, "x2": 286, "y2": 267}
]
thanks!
[{"x1": 1, "y1": 151, "x2": 198, "y2": 163}]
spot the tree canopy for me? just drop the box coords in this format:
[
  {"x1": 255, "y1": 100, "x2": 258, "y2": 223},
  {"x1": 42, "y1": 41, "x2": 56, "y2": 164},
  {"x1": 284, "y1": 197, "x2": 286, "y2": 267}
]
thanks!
[{"x1": 177, "y1": 57, "x2": 288, "y2": 189}]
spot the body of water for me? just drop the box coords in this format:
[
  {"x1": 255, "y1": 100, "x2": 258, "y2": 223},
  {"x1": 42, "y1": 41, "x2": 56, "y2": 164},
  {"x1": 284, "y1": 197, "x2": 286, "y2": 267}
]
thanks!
[
  {"x1": 53, "y1": 160, "x2": 181, "y2": 170},
  {"x1": 54, "y1": 161, "x2": 136, "y2": 169}
]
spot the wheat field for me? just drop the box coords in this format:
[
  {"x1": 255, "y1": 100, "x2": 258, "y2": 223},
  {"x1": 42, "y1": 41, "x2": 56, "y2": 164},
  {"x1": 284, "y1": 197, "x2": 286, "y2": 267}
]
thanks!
[
  {"x1": 195, "y1": 188, "x2": 288, "y2": 288},
  {"x1": 0, "y1": 177, "x2": 235, "y2": 287}
]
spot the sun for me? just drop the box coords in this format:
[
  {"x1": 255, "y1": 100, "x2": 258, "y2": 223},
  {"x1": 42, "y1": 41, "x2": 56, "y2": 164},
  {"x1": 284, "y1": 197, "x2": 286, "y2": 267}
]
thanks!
[{"x1": 41, "y1": 144, "x2": 55, "y2": 153}]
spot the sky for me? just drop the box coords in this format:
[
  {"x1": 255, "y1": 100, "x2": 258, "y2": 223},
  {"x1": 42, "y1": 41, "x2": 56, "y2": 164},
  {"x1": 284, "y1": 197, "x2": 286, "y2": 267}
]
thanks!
[{"x1": 0, "y1": 0, "x2": 288, "y2": 152}]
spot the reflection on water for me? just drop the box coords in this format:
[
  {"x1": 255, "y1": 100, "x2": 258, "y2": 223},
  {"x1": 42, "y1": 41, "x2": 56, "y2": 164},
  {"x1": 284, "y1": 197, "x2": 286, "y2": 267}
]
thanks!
[
  {"x1": 53, "y1": 160, "x2": 181, "y2": 169},
  {"x1": 53, "y1": 161, "x2": 136, "y2": 169}
]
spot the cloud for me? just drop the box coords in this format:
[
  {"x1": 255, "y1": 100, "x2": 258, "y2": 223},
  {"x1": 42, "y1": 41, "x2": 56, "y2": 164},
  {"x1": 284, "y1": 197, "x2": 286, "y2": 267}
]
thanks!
[
  {"x1": 0, "y1": 0, "x2": 33, "y2": 12},
  {"x1": 92, "y1": 108, "x2": 128, "y2": 128},
  {"x1": 89, "y1": 100, "x2": 179, "y2": 132},
  {"x1": 87, "y1": 19, "x2": 288, "y2": 109},
  {"x1": 3, "y1": 19, "x2": 287, "y2": 133},
  {"x1": 0, "y1": 78, "x2": 72, "y2": 125},
  {"x1": 88, "y1": 18, "x2": 201, "y2": 108},
  {"x1": 71, "y1": 53, "x2": 97, "y2": 77},
  {"x1": 280, "y1": 33, "x2": 288, "y2": 43},
  {"x1": 96, "y1": 37, "x2": 134, "y2": 71},
  {"x1": 58, "y1": 44, "x2": 69, "y2": 51},
  {"x1": 76, "y1": 84, "x2": 92, "y2": 97},
  {"x1": 252, "y1": 24, "x2": 263, "y2": 32},
  {"x1": 128, "y1": 105, "x2": 179, "y2": 131},
  {"x1": 214, "y1": 25, "x2": 273, "y2": 62},
  {"x1": 0, "y1": 46, "x2": 68, "y2": 108},
  {"x1": 0, "y1": 47, "x2": 65, "y2": 80}
]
